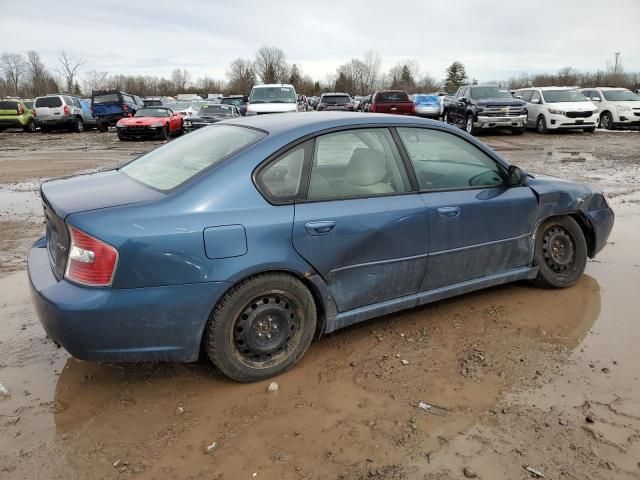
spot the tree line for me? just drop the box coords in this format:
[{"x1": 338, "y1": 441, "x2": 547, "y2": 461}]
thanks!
[{"x1": 1, "y1": 47, "x2": 638, "y2": 99}]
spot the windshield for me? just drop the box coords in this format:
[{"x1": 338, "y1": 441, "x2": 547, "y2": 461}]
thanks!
[
  {"x1": 542, "y1": 90, "x2": 587, "y2": 103},
  {"x1": 602, "y1": 89, "x2": 640, "y2": 101},
  {"x1": 121, "y1": 125, "x2": 264, "y2": 191},
  {"x1": 376, "y1": 91, "x2": 409, "y2": 102},
  {"x1": 144, "y1": 100, "x2": 163, "y2": 106},
  {"x1": 321, "y1": 95, "x2": 351, "y2": 105},
  {"x1": 470, "y1": 87, "x2": 513, "y2": 100},
  {"x1": 166, "y1": 102, "x2": 194, "y2": 111},
  {"x1": 200, "y1": 105, "x2": 234, "y2": 116},
  {"x1": 92, "y1": 93, "x2": 120, "y2": 104},
  {"x1": 249, "y1": 86, "x2": 296, "y2": 104},
  {"x1": 134, "y1": 108, "x2": 170, "y2": 117},
  {"x1": 221, "y1": 97, "x2": 244, "y2": 106}
]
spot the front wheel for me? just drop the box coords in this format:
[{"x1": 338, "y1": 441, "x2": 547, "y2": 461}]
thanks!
[
  {"x1": 599, "y1": 112, "x2": 613, "y2": 130},
  {"x1": 24, "y1": 119, "x2": 36, "y2": 133},
  {"x1": 531, "y1": 216, "x2": 587, "y2": 289},
  {"x1": 536, "y1": 115, "x2": 548, "y2": 134},
  {"x1": 159, "y1": 124, "x2": 169, "y2": 140},
  {"x1": 465, "y1": 114, "x2": 478, "y2": 135},
  {"x1": 73, "y1": 118, "x2": 84, "y2": 133},
  {"x1": 204, "y1": 273, "x2": 317, "y2": 382},
  {"x1": 97, "y1": 121, "x2": 108, "y2": 132}
]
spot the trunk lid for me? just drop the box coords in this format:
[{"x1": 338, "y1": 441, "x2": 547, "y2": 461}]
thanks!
[{"x1": 40, "y1": 170, "x2": 164, "y2": 280}]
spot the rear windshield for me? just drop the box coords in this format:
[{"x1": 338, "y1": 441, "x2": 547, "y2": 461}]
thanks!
[
  {"x1": 0, "y1": 101, "x2": 18, "y2": 110},
  {"x1": 200, "y1": 104, "x2": 234, "y2": 115},
  {"x1": 221, "y1": 97, "x2": 244, "y2": 106},
  {"x1": 376, "y1": 91, "x2": 409, "y2": 102},
  {"x1": 92, "y1": 93, "x2": 120, "y2": 104},
  {"x1": 321, "y1": 95, "x2": 351, "y2": 105},
  {"x1": 35, "y1": 97, "x2": 62, "y2": 108},
  {"x1": 121, "y1": 125, "x2": 265, "y2": 191},
  {"x1": 413, "y1": 95, "x2": 439, "y2": 104},
  {"x1": 144, "y1": 100, "x2": 163, "y2": 106}
]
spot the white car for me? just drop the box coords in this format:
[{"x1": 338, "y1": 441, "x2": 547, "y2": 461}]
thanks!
[
  {"x1": 514, "y1": 87, "x2": 598, "y2": 133},
  {"x1": 246, "y1": 84, "x2": 298, "y2": 114},
  {"x1": 579, "y1": 87, "x2": 640, "y2": 130}
]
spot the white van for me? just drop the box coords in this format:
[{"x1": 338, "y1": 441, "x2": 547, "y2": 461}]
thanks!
[{"x1": 246, "y1": 84, "x2": 298, "y2": 114}]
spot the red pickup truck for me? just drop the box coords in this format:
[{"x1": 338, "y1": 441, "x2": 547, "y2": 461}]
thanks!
[{"x1": 369, "y1": 90, "x2": 415, "y2": 115}]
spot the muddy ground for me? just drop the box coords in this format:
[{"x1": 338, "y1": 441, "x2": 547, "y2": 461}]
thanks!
[{"x1": 0, "y1": 127, "x2": 639, "y2": 480}]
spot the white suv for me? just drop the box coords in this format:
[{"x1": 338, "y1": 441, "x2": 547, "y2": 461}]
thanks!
[
  {"x1": 34, "y1": 94, "x2": 85, "y2": 132},
  {"x1": 246, "y1": 84, "x2": 298, "y2": 114},
  {"x1": 514, "y1": 87, "x2": 598, "y2": 133},
  {"x1": 579, "y1": 87, "x2": 640, "y2": 130}
]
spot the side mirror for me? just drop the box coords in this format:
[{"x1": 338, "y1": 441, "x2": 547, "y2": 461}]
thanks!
[
  {"x1": 591, "y1": 97, "x2": 601, "y2": 102},
  {"x1": 459, "y1": 97, "x2": 468, "y2": 103},
  {"x1": 506, "y1": 165, "x2": 527, "y2": 187}
]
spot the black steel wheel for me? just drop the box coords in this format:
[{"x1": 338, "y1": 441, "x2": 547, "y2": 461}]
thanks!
[
  {"x1": 204, "y1": 272, "x2": 317, "y2": 382},
  {"x1": 532, "y1": 216, "x2": 587, "y2": 288}
]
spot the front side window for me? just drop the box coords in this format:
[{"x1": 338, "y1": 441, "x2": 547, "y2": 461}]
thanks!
[
  {"x1": 121, "y1": 125, "x2": 264, "y2": 191},
  {"x1": 531, "y1": 91, "x2": 541, "y2": 103},
  {"x1": 520, "y1": 91, "x2": 533, "y2": 102},
  {"x1": 397, "y1": 128, "x2": 503, "y2": 191},
  {"x1": 308, "y1": 128, "x2": 410, "y2": 200}
]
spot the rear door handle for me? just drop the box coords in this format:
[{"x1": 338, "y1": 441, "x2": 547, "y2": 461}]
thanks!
[
  {"x1": 437, "y1": 206, "x2": 461, "y2": 218},
  {"x1": 305, "y1": 220, "x2": 336, "y2": 236}
]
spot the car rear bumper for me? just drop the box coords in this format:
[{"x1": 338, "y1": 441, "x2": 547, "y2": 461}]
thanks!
[
  {"x1": 0, "y1": 118, "x2": 27, "y2": 128},
  {"x1": 474, "y1": 114, "x2": 526, "y2": 128},
  {"x1": 28, "y1": 240, "x2": 230, "y2": 362},
  {"x1": 35, "y1": 116, "x2": 73, "y2": 127},
  {"x1": 415, "y1": 106, "x2": 441, "y2": 117},
  {"x1": 586, "y1": 207, "x2": 615, "y2": 257}
]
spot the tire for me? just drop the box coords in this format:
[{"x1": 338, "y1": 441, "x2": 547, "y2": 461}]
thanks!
[
  {"x1": 441, "y1": 110, "x2": 449, "y2": 124},
  {"x1": 204, "y1": 272, "x2": 317, "y2": 382},
  {"x1": 159, "y1": 124, "x2": 169, "y2": 140},
  {"x1": 512, "y1": 127, "x2": 525, "y2": 135},
  {"x1": 72, "y1": 118, "x2": 84, "y2": 133},
  {"x1": 599, "y1": 112, "x2": 613, "y2": 130},
  {"x1": 40, "y1": 125, "x2": 51, "y2": 133},
  {"x1": 97, "y1": 121, "x2": 108, "y2": 133},
  {"x1": 24, "y1": 119, "x2": 36, "y2": 133},
  {"x1": 177, "y1": 121, "x2": 184, "y2": 136},
  {"x1": 117, "y1": 132, "x2": 126, "y2": 141},
  {"x1": 465, "y1": 114, "x2": 478, "y2": 135},
  {"x1": 584, "y1": 127, "x2": 596, "y2": 133},
  {"x1": 536, "y1": 115, "x2": 548, "y2": 134},
  {"x1": 531, "y1": 216, "x2": 587, "y2": 289}
]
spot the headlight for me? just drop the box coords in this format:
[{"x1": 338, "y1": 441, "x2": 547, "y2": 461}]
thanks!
[
  {"x1": 616, "y1": 104, "x2": 631, "y2": 112},
  {"x1": 150, "y1": 122, "x2": 163, "y2": 128},
  {"x1": 548, "y1": 108, "x2": 565, "y2": 115},
  {"x1": 116, "y1": 120, "x2": 125, "y2": 127}
]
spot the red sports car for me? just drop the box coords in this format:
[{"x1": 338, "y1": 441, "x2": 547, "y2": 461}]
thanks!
[{"x1": 116, "y1": 107, "x2": 184, "y2": 140}]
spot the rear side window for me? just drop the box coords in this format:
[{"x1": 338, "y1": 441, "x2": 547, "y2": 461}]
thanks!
[
  {"x1": 259, "y1": 142, "x2": 309, "y2": 202},
  {"x1": 308, "y1": 128, "x2": 410, "y2": 200},
  {"x1": 397, "y1": 128, "x2": 503, "y2": 191},
  {"x1": 375, "y1": 91, "x2": 409, "y2": 102},
  {"x1": 321, "y1": 95, "x2": 351, "y2": 105},
  {"x1": 63, "y1": 96, "x2": 75, "y2": 106},
  {"x1": 121, "y1": 125, "x2": 264, "y2": 191},
  {"x1": 0, "y1": 101, "x2": 19, "y2": 110},
  {"x1": 35, "y1": 97, "x2": 63, "y2": 108},
  {"x1": 93, "y1": 93, "x2": 119, "y2": 104}
]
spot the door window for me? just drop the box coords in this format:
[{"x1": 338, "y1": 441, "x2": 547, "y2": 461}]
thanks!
[
  {"x1": 530, "y1": 91, "x2": 542, "y2": 104},
  {"x1": 308, "y1": 128, "x2": 410, "y2": 200},
  {"x1": 397, "y1": 128, "x2": 503, "y2": 190},
  {"x1": 521, "y1": 90, "x2": 533, "y2": 102},
  {"x1": 259, "y1": 142, "x2": 308, "y2": 202}
]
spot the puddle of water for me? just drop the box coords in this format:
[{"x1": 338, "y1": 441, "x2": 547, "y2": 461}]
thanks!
[{"x1": 0, "y1": 183, "x2": 42, "y2": 221}]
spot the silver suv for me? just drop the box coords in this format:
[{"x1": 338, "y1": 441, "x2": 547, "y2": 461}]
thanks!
[{"x1": 33, "y1": 95, "x2": 87, "y2": 133}]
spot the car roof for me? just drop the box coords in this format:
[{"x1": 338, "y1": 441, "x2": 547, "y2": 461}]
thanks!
[
  {"x1": 223, "y1": 111, "x2": 444, "y2": 135},
  {"x1": 251, "y1": 83, "x2": 294, "y2": 89},
  {"x1": 321, "y1": 92, "x2": 349, "y2": 96}
]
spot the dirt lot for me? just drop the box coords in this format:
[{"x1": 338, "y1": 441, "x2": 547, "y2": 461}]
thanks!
[{"x1": 1, "y1": 127, "x2": 639, "y2": 480}]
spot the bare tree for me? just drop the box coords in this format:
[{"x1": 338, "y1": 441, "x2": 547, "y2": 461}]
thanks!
[
  {"x1": 84, "y1": 69, "x2": 110, "y2": 92},
  {"x1": 171, "y1": 68, "x2": 191, "y2": 92},
  {"x1": 362, "y1": 50, "x2": 381, "y2": 92},
  {"x1": 254, "y1": 46, "x2": 289, "y2": 84},
  {"x1": 1, "y1": 52, "x2": 27, "y2": 96},
  {"x1": 56, "y1": 49, "x2": 85, "y2": 94},
  {"x1": 227, "y1": 58, "x2": 256, "y2": 93}
]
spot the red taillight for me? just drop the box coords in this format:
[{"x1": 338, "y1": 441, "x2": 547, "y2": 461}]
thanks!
[
  {"x1": 122, "y1": 104, "x2": 128, "y2": 111},
  {"x1": 17, "y1": 104, "x2": 24, "y2": 115},
  {"x1": 370, "y1": 103, "x2": 376, "y2": 112},
  {"x1": 63, "y1": 105, "x2": 69, "y2": 115},
  {"x1": 65, "y1": 226, "x2": 118, "y2": 286}
]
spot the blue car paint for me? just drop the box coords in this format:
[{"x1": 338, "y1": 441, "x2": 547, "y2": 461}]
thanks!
[
  {"x1": 28, "y1": 112, "x2": 615, "y2": 362},
  {"x1": 413, "y1": 94, "x2": 440, "y2": 106}
]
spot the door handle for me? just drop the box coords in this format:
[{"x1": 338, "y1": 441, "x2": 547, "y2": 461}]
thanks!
[
  {"x1": 305, "y1": 221, "x2": 336, "y2": 236},
  {"x1": 437, "y1": 206, "x2": 461, "y2": 218}
]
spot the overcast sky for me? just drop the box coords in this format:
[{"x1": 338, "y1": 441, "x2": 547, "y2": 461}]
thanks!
[{"x1": 1, "y1": 0, "x2": 639, "y2": 84}]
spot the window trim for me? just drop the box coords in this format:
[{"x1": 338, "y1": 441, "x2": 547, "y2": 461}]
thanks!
[{"x1": 395, "y1": 126, "x2": 508, "y2": 193}]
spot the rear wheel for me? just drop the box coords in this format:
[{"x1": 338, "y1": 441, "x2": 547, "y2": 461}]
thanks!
[
  {"x1": 72, "y1": 118, "x2": 84, "y2": 133},
  {"x1": 536, "y1": 115, "x2": 548, "y2": 134},
  {"x1": 204, "y1": 273, "x2": 317, "y2": 382},
  {"x1": 532, "y1": 216, "x2": 587, "y2": 289},
  {"x1": 97, "y1": 121, "x2": 108, "y2": 133},
  {"x1": 24, "y1": 119, "x2": 36, "y2": 133}
]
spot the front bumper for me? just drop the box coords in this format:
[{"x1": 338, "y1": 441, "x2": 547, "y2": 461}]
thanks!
[
  {"x1": 28, "y1": 240, "x2": 230, "y2": 362},
  {"x1": 586, "y1": 207, "x2": 615, "y2": 257},
  {"x1": 117, "y1": 126, "x2": 164, "y2": 139},
  {"x1": 547, "y1": 113, "x2": 598, "y2": 130},
  {"x1": 474, "y1": 114, "x2": 526, "y2": 129},
  {"x1": 614, "y1": 110, "x2": 640, "y2": 126}
]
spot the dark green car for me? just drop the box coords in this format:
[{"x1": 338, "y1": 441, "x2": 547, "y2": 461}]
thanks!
[{"x1": 0, "y1": 99, "x2": 36, "y2": 133}]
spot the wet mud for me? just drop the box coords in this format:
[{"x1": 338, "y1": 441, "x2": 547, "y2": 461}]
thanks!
[{"x1": 1, "y1": 128, "x2": 639, "y2": 479}]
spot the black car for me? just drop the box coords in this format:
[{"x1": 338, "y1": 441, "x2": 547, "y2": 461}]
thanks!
[{"x1": 183, "y1": 104, "x2": 241, "y2": 131}]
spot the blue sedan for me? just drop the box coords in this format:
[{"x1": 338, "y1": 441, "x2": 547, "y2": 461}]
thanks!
[{"x1": 28, "y1": 112, "x2": 614, "y2": 382}]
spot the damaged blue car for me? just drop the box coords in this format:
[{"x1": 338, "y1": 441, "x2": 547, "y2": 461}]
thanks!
[{"x1": 28, "y1": 112, "x2": 614, "y2": 382}]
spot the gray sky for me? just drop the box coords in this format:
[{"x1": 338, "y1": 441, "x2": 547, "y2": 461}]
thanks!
[{"x1": 1, "y1": 0, "x2": 639, "y2": 84}]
